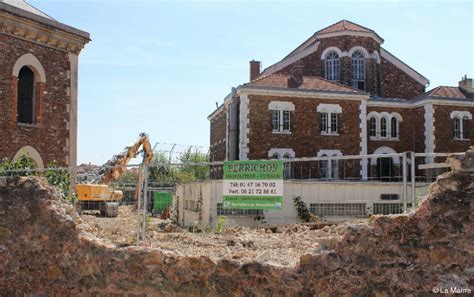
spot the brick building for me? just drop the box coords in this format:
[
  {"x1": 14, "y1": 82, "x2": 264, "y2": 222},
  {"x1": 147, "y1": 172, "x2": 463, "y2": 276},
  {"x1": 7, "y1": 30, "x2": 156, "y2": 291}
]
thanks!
[
  {"x1": 209, "y1": 20, "x2": 473, "y2": 179},
  {"x1": 0, "y1": 0, "x2": 89, "y2": 169}
]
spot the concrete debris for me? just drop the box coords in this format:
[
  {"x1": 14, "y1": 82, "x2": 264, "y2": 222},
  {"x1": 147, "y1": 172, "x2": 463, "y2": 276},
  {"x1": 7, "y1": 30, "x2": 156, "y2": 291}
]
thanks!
[
  {"x1": 0, "y1": 147, "x2": 473, "y2": 295},
  {"x1": 78, "y1": 206, "x2": 351, "y2": 267}
]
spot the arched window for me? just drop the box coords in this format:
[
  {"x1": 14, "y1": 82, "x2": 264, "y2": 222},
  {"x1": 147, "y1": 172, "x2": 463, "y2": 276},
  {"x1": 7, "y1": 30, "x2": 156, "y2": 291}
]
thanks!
[
  {"x1": 325, "y1": 51, "x2": 340, "y2": 81},
  {"x1": 351, "y1": 51, "x2": 365, "y2": 90},
  {"x1": 369, "y1": 117, "x2": 377, "y2": 137},
  {"x1": 271, "y1": 153, "x2": 280, "y2": 159},
  {"x1": 17, "y1": 66, "x2": 35, "y2": 124},
  {"x1": 380, "y1": 117, "x2": 387, "y2": 138},
  {"x1": 391, "y1": 117, "x2": 398, "y2": 138}
]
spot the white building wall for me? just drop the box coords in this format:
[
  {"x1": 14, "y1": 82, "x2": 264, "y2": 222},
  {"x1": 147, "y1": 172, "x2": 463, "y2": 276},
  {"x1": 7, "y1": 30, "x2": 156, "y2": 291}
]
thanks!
[{"x1": 175, "y1": 180, "x2": 414, "y2": 228}]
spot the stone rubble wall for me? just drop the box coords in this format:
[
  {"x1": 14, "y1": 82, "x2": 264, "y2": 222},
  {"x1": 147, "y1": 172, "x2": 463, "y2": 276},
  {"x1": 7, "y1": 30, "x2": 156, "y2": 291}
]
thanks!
[{"x1": 0, "y1": 149, "x2": 473, "y2": 296}]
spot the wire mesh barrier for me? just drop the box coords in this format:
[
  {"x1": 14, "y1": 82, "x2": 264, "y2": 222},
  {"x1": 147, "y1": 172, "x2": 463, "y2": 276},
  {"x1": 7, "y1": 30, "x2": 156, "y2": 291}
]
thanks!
[{"x1": 0, "y1": 151, "x2": 465, "y2": 244}]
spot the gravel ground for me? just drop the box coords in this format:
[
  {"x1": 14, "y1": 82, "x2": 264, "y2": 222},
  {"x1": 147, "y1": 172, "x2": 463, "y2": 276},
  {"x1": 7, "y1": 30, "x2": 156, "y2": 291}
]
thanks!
[{"x1": 79, "y1": 205, "x2": 365, "y2": 267}]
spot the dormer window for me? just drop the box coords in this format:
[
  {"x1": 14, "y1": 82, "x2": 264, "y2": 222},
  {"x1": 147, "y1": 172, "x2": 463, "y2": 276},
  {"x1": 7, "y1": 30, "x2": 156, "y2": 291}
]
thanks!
[
  {"x1": 351, "y1": 50, "x2": 365, "y2": 90},
  {"x1": 324, "y1": 51, "x2": 340, "y2": 81}
]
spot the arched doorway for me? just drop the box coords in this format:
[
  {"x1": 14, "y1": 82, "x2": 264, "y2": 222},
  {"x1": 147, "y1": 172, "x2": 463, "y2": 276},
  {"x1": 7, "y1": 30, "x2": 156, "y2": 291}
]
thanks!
[{"x1": 13, "y1": 145, "x2": 44, "y2": 171}]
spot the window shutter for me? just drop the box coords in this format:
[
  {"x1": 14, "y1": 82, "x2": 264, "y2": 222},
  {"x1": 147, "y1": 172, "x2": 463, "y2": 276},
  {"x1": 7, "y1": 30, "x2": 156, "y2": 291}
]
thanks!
[{"x1": 464, "y1": 118, "x2": 471, "y2": 139}]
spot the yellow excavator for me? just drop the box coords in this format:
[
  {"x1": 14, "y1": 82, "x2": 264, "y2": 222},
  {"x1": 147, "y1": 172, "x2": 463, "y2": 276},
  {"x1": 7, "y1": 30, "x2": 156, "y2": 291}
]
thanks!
[{"x1": 75, "y1": 133, "x2": 153, "y2": 217}]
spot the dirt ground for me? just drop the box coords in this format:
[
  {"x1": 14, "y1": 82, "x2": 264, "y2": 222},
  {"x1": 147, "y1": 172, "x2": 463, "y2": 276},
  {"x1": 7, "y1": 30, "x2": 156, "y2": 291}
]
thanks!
[{"x1": 79, "y1": 206, "x2": 366, "y2": 267}]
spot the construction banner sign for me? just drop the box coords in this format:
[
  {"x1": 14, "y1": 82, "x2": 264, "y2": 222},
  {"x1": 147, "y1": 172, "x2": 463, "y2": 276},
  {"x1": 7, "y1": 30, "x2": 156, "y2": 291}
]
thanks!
[{"x1": 223, "y1": 160, "x2": 284, "y2": 210}]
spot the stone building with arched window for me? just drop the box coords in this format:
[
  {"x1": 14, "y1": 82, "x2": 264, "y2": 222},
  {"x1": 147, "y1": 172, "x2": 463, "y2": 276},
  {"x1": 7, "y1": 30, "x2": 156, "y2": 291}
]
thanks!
[{"x1": 0, "y1": 0, "x2": 90, "y2": 169}]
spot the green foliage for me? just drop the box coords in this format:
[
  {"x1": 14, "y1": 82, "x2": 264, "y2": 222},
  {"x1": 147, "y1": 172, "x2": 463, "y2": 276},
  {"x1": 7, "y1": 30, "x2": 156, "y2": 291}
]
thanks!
[
  {"x1": 197, "y1": 187, "x2": 203, "y2": 223},
  {"x1": 113, "y1": 171, "x2": 138, "y2": 187},
  {"x1": 149, "y1": 150, "x2": 210, "y2": 184},
  {"x1": 44, "y1": 161, "x2": 73, "y2": 202},
  {"x1": 215, "y1": 216, "x2": 227, "y2": 233},
  {"x1": 178, "y1": 150, "x2": 209, "y2": 181},
  {"x1": 0, "y1": 154, "x2": 73, "y2": 203},
  {"x1": 294, "y1": 196, "x2": 311, "y2": 222},
  {"x1": 0, "y1": 154, "x2": 37, "y2": 176}
]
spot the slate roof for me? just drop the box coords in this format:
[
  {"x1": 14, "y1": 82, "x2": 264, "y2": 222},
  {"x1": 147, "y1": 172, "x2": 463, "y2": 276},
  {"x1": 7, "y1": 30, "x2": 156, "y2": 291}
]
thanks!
[
  {"x1": 245, "y1": 74, "x2": 361, "y2": 93},
  {"x1": 0, "y1": 0, "x2": 54, "y2": 20}
]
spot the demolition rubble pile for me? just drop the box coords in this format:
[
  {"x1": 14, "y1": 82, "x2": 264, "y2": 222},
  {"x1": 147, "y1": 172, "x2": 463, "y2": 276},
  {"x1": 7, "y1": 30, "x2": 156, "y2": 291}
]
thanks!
[
  {"x1": 0, "y1": 148, "x2": 473, "y2": 295},
  {"x1": 81, "y1": 209, "x2": 350, "y2": 267}
]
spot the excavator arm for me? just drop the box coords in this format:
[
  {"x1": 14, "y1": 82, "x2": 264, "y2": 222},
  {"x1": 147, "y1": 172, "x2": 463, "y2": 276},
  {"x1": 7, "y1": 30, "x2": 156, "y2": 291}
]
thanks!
[{"x1": 101, "y1": 132, "x2": 154, "y2": 184}]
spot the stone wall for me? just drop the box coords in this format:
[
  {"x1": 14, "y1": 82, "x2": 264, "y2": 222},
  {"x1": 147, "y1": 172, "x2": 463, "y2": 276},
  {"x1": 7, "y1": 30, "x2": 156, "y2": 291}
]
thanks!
[
  {"x1": 0, "y1": 33, "x2": 71, "y2": 166},
  {"x1": 0, "y1": 148, "x2": 473, "y2": 295}
]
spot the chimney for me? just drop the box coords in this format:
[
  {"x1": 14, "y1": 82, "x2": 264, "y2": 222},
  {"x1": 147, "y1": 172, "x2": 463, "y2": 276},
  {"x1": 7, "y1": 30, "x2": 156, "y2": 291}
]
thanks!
[
  {"x1": 459, "y1": 75, "x2": 474, "y2": 95},
  {"x1": 288, "y1": 61, "x2": 304, "y2": 88},
  {"x1": 249, "y1": 60, "x2": 261, "y2": 81}
]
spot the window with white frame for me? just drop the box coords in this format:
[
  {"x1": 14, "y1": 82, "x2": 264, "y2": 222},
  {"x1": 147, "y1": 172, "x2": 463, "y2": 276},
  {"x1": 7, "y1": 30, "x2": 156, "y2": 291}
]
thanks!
[
  {"x1": 453, "y1": 118, "x2": 461, "y2": 139},
  {"x1": 317, "y1": 150, "x2": 342, "y2": 180},
  {"x1": 391, "y1": 117, "x2": 398, "y2": 138},
  {"x1": 451, "y1": 111, "x2": 472, "y2": 140},
  {"x1": 320, "y1": 113, "x2": 340, "y2": 134},
  {"x1": 369, "y1": 117, "x2": 377, "y2": 137},
  {"x1": 271, "y1": 110, "x2": 280, "y2": 131},
  {"x1": 268, "y1": 148, "x2": 295, "y2": 179},
  {"x1": 269, "y1": 101, "x2": 294, "y2": 133},
  {"x1": 351, "y1": 51, "x2": 365, "y2": 90},
  {"x1": 368, "y1": 112, "x2": 402, "y2": 140},
  {"x1": 318, "y1": 104, "x2": 342, "y2": 135},
  {"x1": 320, "y1": 112, "x2": 328, "y2": 133},
  {"x1": 380, "y1": 117, "x2": 387, "y2": 138},
  {"x1": 325, "y1": 51, "x2": 340, "y2": 81}
]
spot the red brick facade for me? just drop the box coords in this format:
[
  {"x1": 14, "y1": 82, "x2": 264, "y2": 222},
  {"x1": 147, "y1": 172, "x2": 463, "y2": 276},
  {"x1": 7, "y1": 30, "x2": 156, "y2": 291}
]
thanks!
[
  {"x1": 0, "y1": 2, "x2": 89, "y2": 168},
  {"x1": 433, "y1": 105, "x2": 474, "y2": 153},
  {"x1": 247, "y1": 95, "x2": 361, "y2": 159},
  {"x1": 0, "y1": 35, "x2": 71, "y2": 166},
  {"x1": 208, "y1": 20, "x2": 473, "y2": 176}
]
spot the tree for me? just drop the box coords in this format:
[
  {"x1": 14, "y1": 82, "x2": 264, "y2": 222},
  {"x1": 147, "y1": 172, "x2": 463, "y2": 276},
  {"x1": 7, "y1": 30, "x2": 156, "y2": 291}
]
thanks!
[
  {"x1": 148, "y1": 150, "x2": 210, "y2": 184},
  {"x1": 177, "y1": 149, "x2": 209, "y2": 181}
]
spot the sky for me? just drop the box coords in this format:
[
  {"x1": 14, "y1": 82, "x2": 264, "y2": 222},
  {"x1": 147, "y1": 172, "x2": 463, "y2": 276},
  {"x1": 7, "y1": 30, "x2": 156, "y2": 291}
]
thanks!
[{"x1": 29, "y1": 0, "x2": 473, "y2": 165}]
